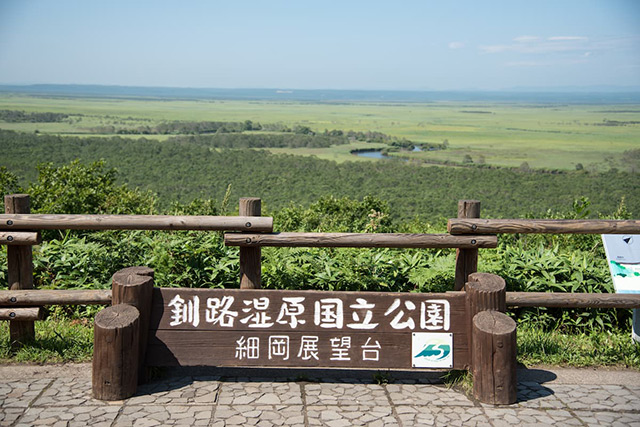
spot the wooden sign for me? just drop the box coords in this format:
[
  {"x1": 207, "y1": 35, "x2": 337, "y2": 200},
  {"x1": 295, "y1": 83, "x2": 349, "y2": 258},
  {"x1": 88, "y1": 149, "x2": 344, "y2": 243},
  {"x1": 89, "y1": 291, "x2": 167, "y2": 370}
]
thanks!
[{"x1": 147, "y1": 288, "x2": 469, "y2": 369}]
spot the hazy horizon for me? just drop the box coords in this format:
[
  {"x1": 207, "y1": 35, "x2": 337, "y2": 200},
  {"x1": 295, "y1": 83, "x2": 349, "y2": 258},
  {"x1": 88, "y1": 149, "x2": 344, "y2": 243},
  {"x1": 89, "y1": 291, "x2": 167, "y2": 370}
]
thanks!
[
  {"x1": 1, "y1": 1, "x2": 639, "y2": 91},
  {"x1": 2, "y1": 83, "x2": 640, "y2": 93}
]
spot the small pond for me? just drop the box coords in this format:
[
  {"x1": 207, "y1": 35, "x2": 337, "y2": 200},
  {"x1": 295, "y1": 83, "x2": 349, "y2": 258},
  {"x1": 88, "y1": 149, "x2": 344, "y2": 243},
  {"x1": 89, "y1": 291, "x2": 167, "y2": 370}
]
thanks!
[
  {"x1": 353, "y1": 146, "x2": 422, "y2": 159},
  {"x1": 354, "y1": 150, "x2": 388, "y2": 159}
]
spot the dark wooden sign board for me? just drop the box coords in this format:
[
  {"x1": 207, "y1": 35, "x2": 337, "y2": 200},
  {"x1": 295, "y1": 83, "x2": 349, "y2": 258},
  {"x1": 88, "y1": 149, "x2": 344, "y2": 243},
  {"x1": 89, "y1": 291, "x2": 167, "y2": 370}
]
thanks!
[
  {"x1": 95, "y1": 268, "x2": 515, "y2": 404},
  {"x1": 147, "y1": 288, "x2": 469, "y2": 370}
]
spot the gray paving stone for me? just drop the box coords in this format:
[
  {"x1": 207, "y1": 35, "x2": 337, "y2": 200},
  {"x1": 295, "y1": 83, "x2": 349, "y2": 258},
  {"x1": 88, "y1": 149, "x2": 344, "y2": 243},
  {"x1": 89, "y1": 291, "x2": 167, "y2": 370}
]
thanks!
[
  {"x1": 304, "y1": 383, "x2": 389, "y2": 406},
  {"x1": 395, "y1": 405, "x2": 490, "y2": 426},
  {"x1": 553, "y1": 384, "x2": 640, "y2": 412},
  {"x1": 16, "y1": 406, "x2": 120, "y2": 427},
  {"x1": 114, "y1": 405, "x2": 212, "y2": 426},
  {"x1": 626, "y1": 385, "x2": 640, "y2": 399},
  {"x1": 31, "y1": 377, "x2": 116, "y2": 407},
  {"x1": 5, "y1": 365, "x2": 640, "y2": 427},
  {"x1": 574, "y1": 410, "x2": 640, "y2": 426},
  {"x1": 0, "y1": 407, "x2": 25, "y2": 427},
  {"x1": 386, "y1": 383, "x2": 474, "y2": 406},
  {"x1": 217, "y1": 381, "x2": 302, "y2": 405},
  {"x1": 484, "y1": 407, "x2": 583, "y2": 426},
  {"x1": 307, "y1": 405, "x2": 397, "y2": 426},
  {"x1": 128, "y1": 376, "x2": 220, "y2": 405},
  {"x1": 0, "y1": 379, "x2": 51, "y2": 408},
  {"x1": 212, "y1": 404, "x2": 305, "y2": 426},
  {"x1": 511, "y1": 382, "x2": 566, "y2": 409}
]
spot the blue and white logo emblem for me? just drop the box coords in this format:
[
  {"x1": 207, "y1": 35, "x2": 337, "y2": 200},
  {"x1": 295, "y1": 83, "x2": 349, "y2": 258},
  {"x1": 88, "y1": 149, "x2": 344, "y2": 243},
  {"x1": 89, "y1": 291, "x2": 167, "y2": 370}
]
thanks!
[{"x1": 412, "y1": 333, "x2": 453, "y2": 368}]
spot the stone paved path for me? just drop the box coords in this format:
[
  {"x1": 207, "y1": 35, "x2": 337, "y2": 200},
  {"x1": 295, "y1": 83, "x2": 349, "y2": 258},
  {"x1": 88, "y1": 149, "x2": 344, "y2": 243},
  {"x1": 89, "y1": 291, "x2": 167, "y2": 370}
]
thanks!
[{"x1": 1, "y1": 364, "x2": 639, "y2": 426}]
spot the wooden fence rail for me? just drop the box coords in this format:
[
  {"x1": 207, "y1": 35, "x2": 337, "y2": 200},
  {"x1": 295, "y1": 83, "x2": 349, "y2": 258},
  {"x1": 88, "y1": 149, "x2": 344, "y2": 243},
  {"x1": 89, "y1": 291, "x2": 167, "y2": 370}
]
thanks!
[
  {"x1": 449, "y1": 218, "x2": 640, "y2": 235},
  {"x1": 0, "y1": 232, "x2": 41, "y2": 245},
  {"x1": 3, "y1": 289, "x2": 640, "y2": 310},
  {"x1": 0, "y1": 307, "x2": 43, "y2": 321},
  {"x1": 225, "y1": 232, "x2": 497, "y2": 248},
  {"x1": 0, "y1": 214, "x2": 272, "y2": 232},
  {"x1": 506, "y1": 292, "x2": 640, "y2": 309},
  {"x1": 2, "y1": 194, "x2": 640, "y2": 405},
  {"x1": 0, "y1": 289, "x2": 111, "y2": 306}
]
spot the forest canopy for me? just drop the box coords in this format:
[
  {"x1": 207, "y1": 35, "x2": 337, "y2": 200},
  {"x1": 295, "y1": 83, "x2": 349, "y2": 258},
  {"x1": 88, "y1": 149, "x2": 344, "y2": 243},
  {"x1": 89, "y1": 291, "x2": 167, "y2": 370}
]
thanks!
[{"x1": 0, "y1": 129, "x2": 637, "y2": 220}]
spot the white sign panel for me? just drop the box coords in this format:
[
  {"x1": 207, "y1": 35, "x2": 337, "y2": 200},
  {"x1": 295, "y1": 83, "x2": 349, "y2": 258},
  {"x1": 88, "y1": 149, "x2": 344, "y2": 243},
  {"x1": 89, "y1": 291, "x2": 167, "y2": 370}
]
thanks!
[
  {"x1": 602, "y1": 235, "x2": 640, "y2": 294},
  {"x1": 411, "y1": 332, "x2": 453, "y2": 368}
]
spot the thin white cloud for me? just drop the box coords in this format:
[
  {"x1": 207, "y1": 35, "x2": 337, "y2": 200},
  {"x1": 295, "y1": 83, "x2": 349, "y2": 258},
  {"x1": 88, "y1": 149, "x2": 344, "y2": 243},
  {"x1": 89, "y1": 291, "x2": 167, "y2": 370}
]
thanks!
[
  {"x1": 448, "y1": 41, "x2": 465, "y2": 49},
  {"x1": 480, "y1": 35, "x2": 592, "y2": 55},
  {"x1": 479, "y1": 44, "x2": 511, "y2": 54},
  {"x1": 548, "y1": 36, "x2": 588, "y2": 41},
  {"x1": 506, "y1": 58, "x2": 589, "y2": 67},
  {"x1": 513, "y1": 36, "x2": 540, "y2": 43},
  {"x1": 506, "y1": 60, "x2": 545, "y2": 67}
]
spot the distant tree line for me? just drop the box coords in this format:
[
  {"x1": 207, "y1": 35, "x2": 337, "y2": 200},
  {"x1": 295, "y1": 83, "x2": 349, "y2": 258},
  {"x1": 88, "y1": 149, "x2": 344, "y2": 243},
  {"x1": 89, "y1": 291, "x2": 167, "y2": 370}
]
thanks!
[
  {"x1": 81, "y1": 119, "x2": 430, "y2": 150},
  {"x1": 596, "y1": 119, "x2": 640, "y2": 127},
  {"x1": 88, "y1": 119, "x2": 260, "y2": 135},
  {"x1": 0, "y1": 109, "x2": 69, "y2": 123},
  {"x1": 169, "y1": 133, "x2": 348, "y2": 148}
]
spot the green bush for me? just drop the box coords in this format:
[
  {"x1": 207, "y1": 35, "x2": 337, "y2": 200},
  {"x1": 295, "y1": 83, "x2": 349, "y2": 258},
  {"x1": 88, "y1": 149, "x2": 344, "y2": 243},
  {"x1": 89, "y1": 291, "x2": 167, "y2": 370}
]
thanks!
[{"x1": 0, "y1": 159, "x2": 633, "y2": 334}]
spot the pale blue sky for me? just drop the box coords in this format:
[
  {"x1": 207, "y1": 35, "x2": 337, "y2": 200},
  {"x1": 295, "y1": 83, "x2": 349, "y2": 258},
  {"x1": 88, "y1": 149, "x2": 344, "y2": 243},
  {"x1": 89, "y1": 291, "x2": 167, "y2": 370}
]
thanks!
[{"x1": 1, "y1": 0, "x2": 638, "y2": 90}]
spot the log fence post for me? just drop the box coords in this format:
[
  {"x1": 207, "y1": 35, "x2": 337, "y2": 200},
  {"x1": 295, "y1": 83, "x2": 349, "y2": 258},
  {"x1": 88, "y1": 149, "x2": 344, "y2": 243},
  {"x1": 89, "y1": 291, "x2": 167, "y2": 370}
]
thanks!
[
  {"x1": 466, "y1": 272, "x2": 506, "y2": 317},
  {"x1": 465, "y1": 272, "x2": 517, "y2": 405},
  {"x1": 92, "y1": 304, "x2": 140, "y2": 401},
  {"x1": 454, "y1": 200, "x2": 480, "y2": 291},
  {"x1": 239, "y1": 198, "x2": 262, "y2": 289},
  {"x1": 4, "y1": 194, "x2": 35, "y2": 348},
  {"x1": 111, "y1": 266, "x2": 154, "y2": 384}
]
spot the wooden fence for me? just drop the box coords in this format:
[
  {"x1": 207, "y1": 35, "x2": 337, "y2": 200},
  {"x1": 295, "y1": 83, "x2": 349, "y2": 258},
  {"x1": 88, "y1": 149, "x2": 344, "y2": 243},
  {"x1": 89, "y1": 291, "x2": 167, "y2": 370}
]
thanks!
[{"x1": 2, "y1": 195, "x2": 640, "y2": 405}]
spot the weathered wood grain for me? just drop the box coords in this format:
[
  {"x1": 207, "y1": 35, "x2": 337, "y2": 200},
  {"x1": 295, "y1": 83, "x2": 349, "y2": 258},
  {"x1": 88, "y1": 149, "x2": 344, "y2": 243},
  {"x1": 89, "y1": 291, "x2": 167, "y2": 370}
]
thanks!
[
  {"x1": 454, "y1": 200, "x2": 481, "y2": 290},
  {"x1": 449, "y1": 218, "x2": 640, "y2": 235},
  {"x1": 506, "y1": 292, "x2": 640, "y2": 308},
  {"x1": 239, "y1": 198, "x2": 262, "y2": 289},
  {"x1": 466, "y1": 273, "x2": 507, "y2": 317},
  {"x1": 0, "y1": 214, "x2": 273, "y2": 232},
  {"x1": 0, "y1": 307, "x2": 43, "y2": 321},
  {"x1": 147, "y1": 288, "x2": 469, "y2": 369},
  {"x1": 225, "y1": 232, "x2": 497, "y2": 248},
  {"x1": 5, "y1": 194, "x2": 35, "y2": 348},
  {"x1": 3, "y1": 289, "x2": 634, "y2": 309},
  {"x1": 92, "y1": 304, "x2": 140, "y2": 401},
  {"x1": 472, "y1": 310, "x2": 517, "y2": 405},
  {"x1": 0, "y1": 289, "x2": 111, "y2": 306},
  {"x1": 464, "y1": 272, "x2": 507, "y2": 373},
  {"x1": 112, "y1": 266, "x2": 154, "y2": 384},
  {"x1": 146, "y1": 330, "x2": 469, "y2": 370},
  {"x1": 0, "y1": 232, "x2": 41, "y2": 246}
]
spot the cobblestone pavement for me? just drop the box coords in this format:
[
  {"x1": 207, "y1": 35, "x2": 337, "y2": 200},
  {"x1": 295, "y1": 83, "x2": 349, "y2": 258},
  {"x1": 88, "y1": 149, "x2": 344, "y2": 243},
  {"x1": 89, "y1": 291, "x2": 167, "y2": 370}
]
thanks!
[{"x1": 1, "y1": 365, "x2": 639, "y2": 426}]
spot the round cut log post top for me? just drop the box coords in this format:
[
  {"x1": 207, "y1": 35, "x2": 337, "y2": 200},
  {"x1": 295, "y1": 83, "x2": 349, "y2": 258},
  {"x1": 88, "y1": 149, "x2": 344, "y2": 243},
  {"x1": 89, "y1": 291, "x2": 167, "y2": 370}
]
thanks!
[
  {"x1": 467, "y1": 272, "x2": 506, "y2": 292},
  {"x1": 466, "y1": 272, "x2": 507, "y2": 314},
  {"x1": 112, "y1": 266, "x2": 155, "y2": 283},
  {"x1": 112, "y1": 266, "x2": 154, "y2": 307},
  {"x1": 94, "y1": 303, "x2": 140, "y2": 330}
]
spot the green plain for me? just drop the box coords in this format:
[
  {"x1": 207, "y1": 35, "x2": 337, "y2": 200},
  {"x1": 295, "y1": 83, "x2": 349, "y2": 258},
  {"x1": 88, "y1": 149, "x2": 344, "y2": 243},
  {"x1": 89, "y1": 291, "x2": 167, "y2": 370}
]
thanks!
[{"x1": 1, "y1": 94, "x2": 639, "y2": 172}]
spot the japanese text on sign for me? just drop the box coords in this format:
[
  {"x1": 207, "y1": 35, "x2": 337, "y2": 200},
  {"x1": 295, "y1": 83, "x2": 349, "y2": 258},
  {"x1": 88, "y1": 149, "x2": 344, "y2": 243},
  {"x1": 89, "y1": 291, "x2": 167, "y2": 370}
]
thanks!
[{"x1": 167, "y1": 294, "x2": 451, "y2": 332}]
